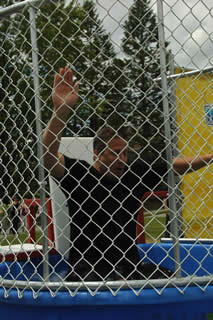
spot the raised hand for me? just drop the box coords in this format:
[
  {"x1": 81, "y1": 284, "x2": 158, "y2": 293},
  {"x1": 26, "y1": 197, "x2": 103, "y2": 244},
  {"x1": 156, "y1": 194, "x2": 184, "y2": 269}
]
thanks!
[{"x1": 52, "y1": 66, "x2": 79, "y2": 113}]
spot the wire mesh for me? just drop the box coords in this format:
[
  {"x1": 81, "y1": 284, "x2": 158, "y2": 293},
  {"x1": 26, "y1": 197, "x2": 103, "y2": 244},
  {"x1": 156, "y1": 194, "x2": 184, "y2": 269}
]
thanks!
[{"x1": 1, "y1": 0, "x2": 213, "y2": 296}]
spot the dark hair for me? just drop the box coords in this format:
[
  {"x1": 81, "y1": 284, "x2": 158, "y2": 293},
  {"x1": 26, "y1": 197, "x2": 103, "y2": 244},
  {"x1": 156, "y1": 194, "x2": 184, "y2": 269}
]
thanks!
[
  {"x1": 14, "y1": 194, "x2": 21, "y2": 201},
  {"x1": 93, "y1": 126, "x2": 128, "y2": 154}
]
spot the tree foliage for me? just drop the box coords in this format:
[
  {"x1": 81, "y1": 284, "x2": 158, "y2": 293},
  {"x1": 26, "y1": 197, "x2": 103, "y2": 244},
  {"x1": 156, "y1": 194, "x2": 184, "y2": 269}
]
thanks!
[
  {"x1": 1, "y1": 0, "x2": 170, "y2": 200},
  {"x1": 121, "y1": 0, "x2": 169, "y2": 162},
  {"x1": 1, "y1": 0, "x2": 128, "y2": 199},
  {"x1": 0, "y1": 1, "x2": 38, "y2": 201}
]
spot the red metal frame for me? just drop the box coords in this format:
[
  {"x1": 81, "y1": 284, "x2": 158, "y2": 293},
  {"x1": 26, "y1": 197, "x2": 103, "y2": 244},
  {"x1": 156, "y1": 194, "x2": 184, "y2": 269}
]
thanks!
[
  {"x1": 0, "y1": 198, "x2": 56, "y2": 263},
  {"x1": 24, "y1": 198, "x2": 55, "y2": 246}
]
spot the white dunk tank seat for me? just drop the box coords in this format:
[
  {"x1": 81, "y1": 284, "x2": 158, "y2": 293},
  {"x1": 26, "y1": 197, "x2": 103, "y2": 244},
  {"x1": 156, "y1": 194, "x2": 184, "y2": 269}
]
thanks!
[{"x1": 49, "y1": 137, "x2": 94, "y2": 259}]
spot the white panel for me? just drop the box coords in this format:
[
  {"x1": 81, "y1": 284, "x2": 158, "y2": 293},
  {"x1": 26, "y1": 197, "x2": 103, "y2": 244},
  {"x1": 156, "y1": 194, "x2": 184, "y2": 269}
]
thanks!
[{"x1": 49, "y1": 137, "x2": 93, "y2": 258}]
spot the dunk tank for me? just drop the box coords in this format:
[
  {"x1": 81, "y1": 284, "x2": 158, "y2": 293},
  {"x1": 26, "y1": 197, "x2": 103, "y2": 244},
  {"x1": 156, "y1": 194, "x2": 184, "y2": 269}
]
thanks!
[{"x1": 1, "y1": 0, "x2": 213, "y2": 320}]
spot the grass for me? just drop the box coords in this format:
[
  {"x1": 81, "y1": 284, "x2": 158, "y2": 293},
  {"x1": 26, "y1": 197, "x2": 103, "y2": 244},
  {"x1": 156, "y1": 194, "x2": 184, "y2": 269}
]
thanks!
[
  {"x1": 0, "y1": 212, "x2": 167, "y2": 247},
  {"x1": 0, "y1": 231, "x2": 43, "y2": 246},
  {"x1": 144, "y1": 212, "x2": 167, "y2": 243}
]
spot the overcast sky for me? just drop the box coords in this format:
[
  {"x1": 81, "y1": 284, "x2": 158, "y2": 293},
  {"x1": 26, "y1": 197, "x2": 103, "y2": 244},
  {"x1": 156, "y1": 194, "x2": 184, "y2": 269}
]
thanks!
[{"x1": 78, "y1": 0, "x2": 213, "y2": 70}]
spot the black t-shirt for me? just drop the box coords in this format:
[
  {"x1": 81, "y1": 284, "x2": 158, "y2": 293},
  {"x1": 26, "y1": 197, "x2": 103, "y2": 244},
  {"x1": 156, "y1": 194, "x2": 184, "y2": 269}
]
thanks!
[
  {"x1": 8, "y1": 203, "x2": 20, "y2": 217},
  {"x1": 57, "y1": 156, "x2": 167, "y2": 275}
]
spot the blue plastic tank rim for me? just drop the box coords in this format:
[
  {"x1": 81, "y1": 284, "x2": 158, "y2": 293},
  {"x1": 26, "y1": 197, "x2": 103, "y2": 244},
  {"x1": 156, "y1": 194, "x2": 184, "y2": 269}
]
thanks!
[{"x1": 1, "y1": 284, "x2": 213, "y2": 306}]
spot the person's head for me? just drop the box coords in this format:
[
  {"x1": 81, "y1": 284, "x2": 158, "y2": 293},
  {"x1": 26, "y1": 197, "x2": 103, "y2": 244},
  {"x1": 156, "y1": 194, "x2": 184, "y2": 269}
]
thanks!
[
  {"x1": 93, "y1": 126, "x2": 128, "y2": 179},
  {"x1": 13, "y1": 194, "x2": 21, "y2": 203}
]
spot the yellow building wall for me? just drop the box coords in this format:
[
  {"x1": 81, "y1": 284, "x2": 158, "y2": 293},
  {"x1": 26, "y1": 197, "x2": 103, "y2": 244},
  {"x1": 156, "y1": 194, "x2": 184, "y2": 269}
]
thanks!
[{"x1": 176, "y1": 70, "x2": 213, "y2": 238}]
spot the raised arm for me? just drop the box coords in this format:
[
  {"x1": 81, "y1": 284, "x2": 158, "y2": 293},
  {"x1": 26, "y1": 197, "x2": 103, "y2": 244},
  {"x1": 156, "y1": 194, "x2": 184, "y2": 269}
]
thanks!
[
  {"x1": 173, "y1": 153, "x2": 213, "y2": 175},
  {"x1": 43, "y1": 66, "x2": 79, "y2": 178}
]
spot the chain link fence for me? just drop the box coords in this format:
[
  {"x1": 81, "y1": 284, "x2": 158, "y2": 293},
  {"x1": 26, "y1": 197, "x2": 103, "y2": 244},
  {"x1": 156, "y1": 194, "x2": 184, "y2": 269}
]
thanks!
[{"x1": 1, "y1": 0, "x2": 213, "y2": 299}]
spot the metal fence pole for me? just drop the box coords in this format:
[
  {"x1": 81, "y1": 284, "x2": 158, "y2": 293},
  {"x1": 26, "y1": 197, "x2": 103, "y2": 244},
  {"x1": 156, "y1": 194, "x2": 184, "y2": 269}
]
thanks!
[
  {"x1": 0, "y1": 0, "x2": 44, "y2": 18},
  {"x1": 157, "y1": 0, "x2": 181, "y2": 277},
  {"x1": 168, "y1": 52, "x2": 184, "y2": 237},
  {"x1": 29, "y1": 5, "x2": 49, "y2": 281}
]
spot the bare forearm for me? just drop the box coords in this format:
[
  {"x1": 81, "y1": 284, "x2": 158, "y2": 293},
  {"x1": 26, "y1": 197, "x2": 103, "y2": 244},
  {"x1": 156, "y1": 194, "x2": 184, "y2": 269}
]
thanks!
[
  {"x1": 43, "y1": 117, "x2": 61, "y2": 151},
  {"x1": 43, "y1": 113, "x2": 68, "y2": 172},
  {"x1": 173, "y1": 154, "x2": 213, "y2": 174}
]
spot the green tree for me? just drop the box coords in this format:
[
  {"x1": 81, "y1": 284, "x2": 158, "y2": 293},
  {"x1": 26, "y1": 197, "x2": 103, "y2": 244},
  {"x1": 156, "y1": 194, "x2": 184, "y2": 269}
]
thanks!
[
  {"x1": 95, "y1": 57, "x2": 130, "y2": 129},
  {"x1": 1, "y1": 0, "x2": 129, "y2": 200},
  {"x1": 121, "y1": 0, "x2": 169, "y2": 162},
  {"x1": 27, "y1": 0, "x2": 125, "y2": 134},
  {"x1": 67, "y1": 0, "x2": 127, "y2": 134},
  {"x1": 0, "y1": 1, "x2": 38, "y2": 201},
  {"x1": 1, "y1": 0, "x2": 89, "y2": 200}
]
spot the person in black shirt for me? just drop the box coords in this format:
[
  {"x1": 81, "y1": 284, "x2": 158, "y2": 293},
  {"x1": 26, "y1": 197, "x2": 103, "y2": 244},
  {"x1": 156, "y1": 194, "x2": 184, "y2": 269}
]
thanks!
[
  {"x1": 43, "y1": 67, "x2": 213, "y2": 281},
  {"x1": 8, "y1": 194, "x2": 22, "y2": 234}
]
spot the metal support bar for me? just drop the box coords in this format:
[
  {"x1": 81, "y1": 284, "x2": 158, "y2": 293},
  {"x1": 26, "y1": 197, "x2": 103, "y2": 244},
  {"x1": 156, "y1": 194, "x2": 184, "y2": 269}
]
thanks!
[
  {"x1": 155, "y1": 66, "x2": 213, "y2": 82},
  {"x1": 157, "y1": 0, "x2": 181, "y2": 278},
  {"x1": 0, "y1": 0, "x2": 44, "y2": 18},
  {"x1": 29, "y1": 6, "x2": 49, "y2": 281},
  {"x1": 168, "y1": 52, "x2": 183, "y2": 237}
]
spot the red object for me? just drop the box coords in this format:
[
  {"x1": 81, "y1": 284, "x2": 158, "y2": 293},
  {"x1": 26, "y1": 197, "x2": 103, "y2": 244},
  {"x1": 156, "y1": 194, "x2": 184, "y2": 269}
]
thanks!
[
  {"x1": 24, "y1": 198, "x2": 54, "y2": 246},
  {"x1": 136, "y1": 191, "x2": 168, "y2": 244},
  {"x1": 0, "y1": 198, "x2": 56, "y2": 263}
]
